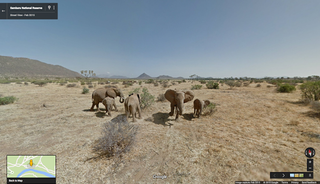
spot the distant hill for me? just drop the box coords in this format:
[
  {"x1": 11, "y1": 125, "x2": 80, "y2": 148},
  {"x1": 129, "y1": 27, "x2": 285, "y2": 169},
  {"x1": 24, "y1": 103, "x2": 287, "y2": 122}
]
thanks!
[
  {"x1": 0, "y1": 55, "x2": 82, "y2": 78},
  {"x1": 96, "y1": 74, "x2": 128, "y2": 79},
  {"x1": 156, "y1": 75, "x2": 173, "y2": 79},
  {"x1": 136, "y1": 73, "x2": 184, "y2": 79},
  {"x1": 137, "y1": 73, "x2": 153, "y2": 79}
]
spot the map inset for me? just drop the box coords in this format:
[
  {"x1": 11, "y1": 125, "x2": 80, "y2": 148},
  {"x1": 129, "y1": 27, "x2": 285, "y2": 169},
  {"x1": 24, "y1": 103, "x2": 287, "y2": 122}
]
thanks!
[{"x1": 7, "y1": 155, "x2": 55, "y2": 178}]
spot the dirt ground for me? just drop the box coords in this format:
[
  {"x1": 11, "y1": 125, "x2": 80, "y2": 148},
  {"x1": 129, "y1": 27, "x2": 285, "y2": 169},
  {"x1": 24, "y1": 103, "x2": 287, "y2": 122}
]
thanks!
[{"x1": 1, "y1": 81, "x2": 320, "y2": 183}]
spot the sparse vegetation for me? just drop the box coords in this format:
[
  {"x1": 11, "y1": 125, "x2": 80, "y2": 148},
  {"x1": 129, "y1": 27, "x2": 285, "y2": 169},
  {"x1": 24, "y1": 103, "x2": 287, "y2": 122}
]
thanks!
[
  {"x1": 256, "y1": 84, "x2": 261, "y2": 87},
  {"x1": 191, "y1": 85, "x2": 202, "y2": 90},
  {"x1": 154, "y1": 82, "x2": 159, "y2": 87},
  {"x1": 206, "y1": 81, "x2": 219, "y2": 89},
  {"x1": 32, "y1": 81, "x2": 47, "y2": 87},
  {"x1": 199, "y1": 80, "x2": 206, "y2": 84},
  {"x1": 203, "y1": 103, "x2": 216, "y2": 116},
  {"x1": 182, "y1": 79, "x2": 186, "y2": 82},
  {"x1": 277, "y1": 83, "x2": 296, "y2": 93},
  {"x1": 93, "y1": 117, "x2": 138, "y2": 159},
  {"x1": 67, "y1": 83, "x2": 77, "y2": 88},
  {"x1": 300, "y1": 81, "x2": 320, "y2": 101},
  {"x1": 157, "y1": 94, "x2": 166, "y2": 102},
  {"x1": 88, "y1": 84, "x2": 94, "y2": 88},
  {"x1": 24, "y1": 82, "x2": 28, "y2": 85},
  {"x1": 82, "y1": 87, "x2": 89, "y2": 94},
  {"x1": 162, "y1": 81, "x2": 170, "y2": 88},
  {"x1": 139, "y1": 81, "x2": 142, "y2": 85},
  {"x1": 81, "y1": 81, "x2": 85, "y2": 85},
  {"x1": 0, "y1": 96, "x2": 17, "y2": 105},
  {"x1": 145, "y1": 79, "x2": 154, "y2": 84}
]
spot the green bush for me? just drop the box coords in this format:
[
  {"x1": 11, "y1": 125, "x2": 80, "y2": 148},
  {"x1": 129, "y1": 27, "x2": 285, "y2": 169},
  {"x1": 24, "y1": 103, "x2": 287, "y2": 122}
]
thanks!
[
  {"x1": 88, "y1": 84, "x2": 94, "y2": 88},
  {"x1": 191, "y1": 85, "x2": 202, "y2": 90},
  {"x1": 256, "y1": 84, "x2": 261, "y2": 87},
  {"x1": 0, "y1": 96, "x2": 17, "y2": 105},
  {"x1": 277, "y1": 83, "x2": 296, "y2": 93},
  {"x1": 145, "y1": 79, "x2": 154, "y2": 84},
  {"x1": 140, "y1": 88, "x2": 155, "y2": 109},
  {"x1": 178, "y1": 81, "x2": 182, "y2": 84},
  {"x1": 82, "y1": 87, "x2": 89, "y2": 94},
  {"x1": 154, "y1": 82, "x2": 159, "y2": 87},
  {"x1": 81, "y1": 81, "x2": 85, "y2": 85},
  {"x1": 129, "y1": 88, "x2": 155, "y2": 109},
  {"x1": 225, "y1": 81, "x2": 235, "y2": 88},
  {"x1": 139, "y1": 81, "x2": 142, "y2": 85},
  {"x1": 199, "y1": 80, "x2": 206, "y2": 84},
  {"x1": 67, "y1": 83, "x2": 77, "y2": 87},
  {"x1": 300, "y1": 81, "x2": 320, "y2": 101},
  {"x1": 206, "y1": 81, "x2": 219, "y2": 89},
  {"x1": 24, "y1": 82, "x2": 28, "y2": 85},
  {"x1": 32, "y1": 81, "x2": 47, "y2": 87},
  {"x1": 203, "y1": 103, "x2": 216, "y2": 116}
]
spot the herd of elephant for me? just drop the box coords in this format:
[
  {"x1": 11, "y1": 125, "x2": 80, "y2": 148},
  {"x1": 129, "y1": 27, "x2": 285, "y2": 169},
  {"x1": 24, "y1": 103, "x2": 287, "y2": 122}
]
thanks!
[{"x1": 90, "y1": 87, "x2": 211, "y2": 122}]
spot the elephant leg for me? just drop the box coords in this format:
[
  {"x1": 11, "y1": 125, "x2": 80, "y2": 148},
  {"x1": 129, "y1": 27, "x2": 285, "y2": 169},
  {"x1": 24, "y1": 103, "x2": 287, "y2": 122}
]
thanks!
[
  {"x1": 114, "y1": 103, "x2": 118, "y2": 112},
  {"x1": 137, "y1": 106, "x2": 142, "y2": 119},
  {"x1": 125, "y1": 106, "x2": 130, "y2": 121},
  {"x1": 199, "y1": 108, "x2": 202, "y2": 118},
  {"x1": 131, "y1": 106, "x2": 136, "y2": 122},
  {"x1": 175, "y1": 107, "x2": 179, "y2": 120},
  {"x1": 90, "y1": 102, "x2": 95, "y2": 111},
  {"x1": 169, "y1": 104, "x2": 175, "y2": 116},
  {"x1": 96, "y1": 103, "x2": 100, "y2": 111}
]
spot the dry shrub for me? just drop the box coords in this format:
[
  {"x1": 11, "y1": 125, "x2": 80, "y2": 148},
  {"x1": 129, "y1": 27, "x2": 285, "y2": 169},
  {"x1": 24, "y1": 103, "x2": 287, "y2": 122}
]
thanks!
[
  {"x1": 88, "y1": 84, "x2": 94, "y2": 88},
  {"x1": 203, "y1": 103, "x2": 216, "y2": 116},
  {"x1": 162, "y1": 81, "x2": 170, "y2": 88},
  {"x1": 157, "y1": 94, "x2": 166, "y2": 102},
  {"x1": 311, "y1": 101, "x2": 320, "y2": 111},
  {"x1": 67, "y1": 83, "x2": 77, "y2": 88},
  {"x1": 243, "y1": 82, "x2": 250, "y2": 87},
  {"x1": 154, "y1": 82, "x2": 159, "y2": 87},
  {"x1": 93, "y1": 116, "x2": 138, "y2": 159},
  {"x1": 256, "y1": 84, "x2": 261, "y2": 87},
  {"x1": 24, "y1": 82, "x2": 28, "y2": 85}
]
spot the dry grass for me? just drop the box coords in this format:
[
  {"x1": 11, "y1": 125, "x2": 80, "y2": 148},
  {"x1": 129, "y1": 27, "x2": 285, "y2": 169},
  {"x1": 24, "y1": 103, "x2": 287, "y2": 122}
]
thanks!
[{"x1": 0, "y1": 81, "x2": 319, "y2": 183}]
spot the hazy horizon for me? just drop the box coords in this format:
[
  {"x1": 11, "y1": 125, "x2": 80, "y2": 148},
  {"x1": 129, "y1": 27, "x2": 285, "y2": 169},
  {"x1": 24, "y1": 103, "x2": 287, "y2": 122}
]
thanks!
[{"x1": 1, "y1": 0, "x2": 320, "y2": 78}]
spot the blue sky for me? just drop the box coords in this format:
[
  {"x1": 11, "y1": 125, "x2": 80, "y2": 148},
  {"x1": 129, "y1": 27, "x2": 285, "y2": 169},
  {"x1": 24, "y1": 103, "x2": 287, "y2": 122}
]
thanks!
[{"x1": 1, "y1": 0, "x2": 320, "y2": 78}]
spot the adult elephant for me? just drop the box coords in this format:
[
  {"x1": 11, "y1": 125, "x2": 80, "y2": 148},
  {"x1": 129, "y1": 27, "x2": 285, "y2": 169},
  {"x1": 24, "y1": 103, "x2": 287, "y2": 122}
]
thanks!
[
  {"x1": 90, "y1": 87, "x2": 124, "y2": 111},
  {"x1": 164, "y1": 89, "x2": 194, "y2": 120}
]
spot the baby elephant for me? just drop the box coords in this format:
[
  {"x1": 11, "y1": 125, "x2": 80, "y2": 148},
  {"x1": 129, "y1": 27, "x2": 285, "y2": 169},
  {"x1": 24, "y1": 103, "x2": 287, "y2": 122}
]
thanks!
[
  {"x1": 193, "y1": 99, "x2": 211, "y2": 118},
  {"x1": 102, "y1": 97, "x2": 117, "y2": 116},
  {"x1": 124, "y1": 93, "x2": 141, "y2": 122}
]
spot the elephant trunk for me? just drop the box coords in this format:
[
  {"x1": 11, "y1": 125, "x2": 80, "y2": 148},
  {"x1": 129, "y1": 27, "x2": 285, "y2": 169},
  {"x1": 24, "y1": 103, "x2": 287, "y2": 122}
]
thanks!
[
  {"x1": 177, "y1": 100, "x2": 184, "y2": 115},
  {"x1": 119, "y1": 91, "x2": 125, "y2": 103}
]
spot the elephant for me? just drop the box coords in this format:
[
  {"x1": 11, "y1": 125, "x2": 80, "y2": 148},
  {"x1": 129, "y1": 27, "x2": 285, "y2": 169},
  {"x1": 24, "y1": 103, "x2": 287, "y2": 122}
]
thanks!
[
  {"x1": 164, "y1": 89, "x2": 194, "y2": 120},
  {"x1": 102, "y1": 97, "x2": 117, "y2": 116},
  {"x1": 193, "y1": 99, "x2": 211, "y2": 118},
  {"x1": 124, "y1": 93, "x2": 141, "y2": 122},
  {"x1": 90, "y1": 87, "x2": 124, "y2": 111}
]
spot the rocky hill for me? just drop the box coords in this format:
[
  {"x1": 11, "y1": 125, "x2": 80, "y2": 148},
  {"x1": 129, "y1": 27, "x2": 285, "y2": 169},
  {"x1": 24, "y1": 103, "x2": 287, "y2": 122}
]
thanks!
[{"x1": 0, "y1": 55, "x2": 82, "y2": 78}]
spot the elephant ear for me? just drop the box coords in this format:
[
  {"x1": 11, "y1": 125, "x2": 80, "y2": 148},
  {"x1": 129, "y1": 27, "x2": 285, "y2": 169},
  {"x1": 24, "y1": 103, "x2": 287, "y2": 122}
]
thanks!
[
  {"x1": 164, "y1": 89, "x2": 175, "y2": 103},
  {"x1": 183, "y1": 91, "x2": 194, "y2": 103}
]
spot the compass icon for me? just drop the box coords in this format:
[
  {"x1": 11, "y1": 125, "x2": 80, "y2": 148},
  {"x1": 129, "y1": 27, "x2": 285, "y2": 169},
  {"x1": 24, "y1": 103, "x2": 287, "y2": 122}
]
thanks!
[{"x1": 305, "y1": 147, "x2": 315, "y2": 158}]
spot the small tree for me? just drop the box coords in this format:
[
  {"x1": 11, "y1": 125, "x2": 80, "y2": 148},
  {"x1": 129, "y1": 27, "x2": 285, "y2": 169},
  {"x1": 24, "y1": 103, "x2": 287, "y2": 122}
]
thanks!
[{"x1": 81, "y1": 70, "x2": 96, "y2": 78}]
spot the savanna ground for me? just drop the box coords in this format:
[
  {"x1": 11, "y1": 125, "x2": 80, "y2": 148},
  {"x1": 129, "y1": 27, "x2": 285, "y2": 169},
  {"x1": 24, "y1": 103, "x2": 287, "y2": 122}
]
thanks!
[{"x1": 0, "y1": 80, "x2": 320, "y2": 183}]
